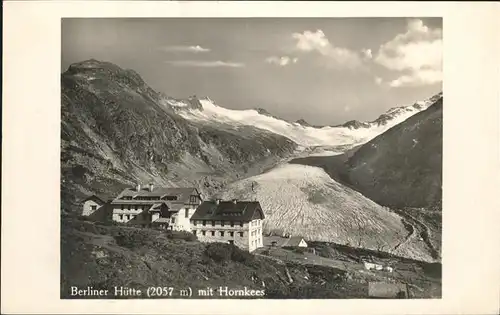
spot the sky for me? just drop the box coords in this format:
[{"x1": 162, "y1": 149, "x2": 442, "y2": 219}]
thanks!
[{"x1": 62, "y1": 18, "x2": 442, "y2": 125}]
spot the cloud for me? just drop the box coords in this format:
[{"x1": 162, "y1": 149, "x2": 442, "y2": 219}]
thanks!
[
  {"x1": 388, "y1": 69, "x2": 442, "y2": 87},
  {"x1": 265, "y1": 56, "x2": 298, "y2": 67},
  {"x1": 165, "y1": 60, "x2": 244, "y2": 68},
  {"x1": 291, "y1": 29, "x2": 365, "y2": 69},
  {"x1": 362, "y1": 49, "x2": 373, "y2": 60},
  {"x1": 374, "y1": 19, "x2": 442, "y2": 87},
  {"x1": 161, "y1": 45, "x2": 211, "y2": 53},
  {"x1": 375, "y1": 76, "x2": 383, "y2": 85}
]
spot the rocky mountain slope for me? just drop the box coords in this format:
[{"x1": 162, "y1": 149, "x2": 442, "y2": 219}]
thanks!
[
  {"x1": 61, "y1": 60, "x2": 297, "y2": 213},
  {"x1": 291, "y1": 96, "x2": 443, "y2": 210}
]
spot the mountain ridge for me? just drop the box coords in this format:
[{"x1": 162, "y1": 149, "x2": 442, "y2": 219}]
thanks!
[
  {"x1": 61, "y1": 59, "x2": 297, "y2": 213},
  {"x1": 168, "y1": 88, "x2": 442, "y2": 147},
  {"x1": 290, "y1": 95, "x2": 443, "y2": 210}
]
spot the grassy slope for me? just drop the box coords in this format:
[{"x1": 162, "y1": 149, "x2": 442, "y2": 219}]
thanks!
[
  {"x1": 61, "y1": 216, "x2": 440, "y2": 299},
  {"x1": 61, "y1": 216, "x2": 358, "y2": 299}
]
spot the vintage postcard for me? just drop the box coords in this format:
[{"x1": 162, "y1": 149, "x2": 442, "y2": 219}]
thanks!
[
  {"x1": 2, "y1": 1, "x2": 500, "y2": 314},
  {"x1": 60, "y1": 16, "x2": 443, "y2": 300}
]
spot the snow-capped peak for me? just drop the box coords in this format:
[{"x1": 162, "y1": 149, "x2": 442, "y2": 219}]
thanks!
[{"x1": 170, "y1": 93, "x2": 442, "y2": 147}]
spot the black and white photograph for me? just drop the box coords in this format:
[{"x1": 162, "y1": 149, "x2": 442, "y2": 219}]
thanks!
[
  {"x1": 60, "y1": 17, "x2": 443, "y2": 299},
  {"x1": 3, "y1": 1, "x2": 500, "y2": 314}
]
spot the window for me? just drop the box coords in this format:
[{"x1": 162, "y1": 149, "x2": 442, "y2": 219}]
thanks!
[
  {"x1": 127, "y1": 205, "x2": 130, "y2": 210},
  {"x1": 211, "y1": 231, "x2": 215, "y2": 236},
  {"x1": 221, "y1": 221, "x2": 225, "y2": 227},
  {"x1": 121, "y1": 205, "x2": 124, "y2": 210},
  {"x1": 202, "y1": 220, "x2": 206, "y2": 226},
  {"x1": 228, "y1": 240, "x2": 234, "y2": 245},
  {"x1": 125, "y1": 215, "x2": 129, "y2": 220},
  {"x1": 189, "y1": 195, "x2": 197, "y2": 204},
  {"x1": 202, "y1": 231, "x2": 206, "y2": 236},
  {"x1": 230, "y1": 232, "x2": 234, "y2": 237},
  {"x1": 119, "y1": 214, "x2": 123, "y2": 220},
  {"x1": 220, "y1": 231, "x2": 225, "y2": 237},
  {"x1": 166, "y1": 196, "x2": 178, "y2": 201},
  {"x1": 230, "y1": 222, "x2": 234, "y2": 227},
  {"x1": 239, "y1": 232, "x2": 244, "y2": 237},
  {"x1": 91, "y1": 205, "x2": 97, "y2": 211},
  {"x1": 185, "y1": 208, "x2": 189, "y2": 218},
  {"x1": 211, "y1": 221, "x2": 215, "y2": 227},
  {"x1": 240, "y1": 222, "x2": 244, "y2": 227}
]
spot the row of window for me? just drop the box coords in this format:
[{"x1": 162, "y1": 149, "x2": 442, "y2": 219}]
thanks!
[
  {"x1": 122, "y1": 196, "x2": 161, "y2": 201},
  {"x1": 251, "y1": 238, "x2": 262, "y2": 248},
  {"x1": 194, "y1": 230, "x2": 244, "y2": 237},
  {"x1": 118, "y1": 214, "x2": 137, "y2": 221},
  {"x1": 117, "y1": 205, "x2": 191, "y2": 216},
  {"x1": 250, "y1": 229, "x2": 262, "y2": 237},
  {"x1": 250, "y1": 220, "x2": 261, "y2": 227},
  {"x1": 194, "y1": 220, "x2": 244, "y2": 227},
  {"x1": 120, "y1": 195, "x2": 199, "y2": 202},
  {"x1": 120, "y1": 204, "x2": 149, "y2": 211}
]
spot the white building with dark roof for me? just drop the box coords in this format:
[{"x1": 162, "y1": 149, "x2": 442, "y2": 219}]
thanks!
[
  {"x1": 84, "y1": 183, "x2": 202, "y2": 231},
  {"x1": 265, "y1": 235, "x2": 308, "y2": 248},
  {"x1": 82, "y1": 194, "x2": 113, "y2": 217},
  {"x1": 190, "y1": 199, "x2": 265, "y2": 252}
]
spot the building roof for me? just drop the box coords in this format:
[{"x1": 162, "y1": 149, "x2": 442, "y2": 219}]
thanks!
[
  {"x1": 285, "y1": 236, "x2": 307, "y2": 247},
  {"x1": 149, "y1": 202, "x2": 169, "y2": 212},
  {"x1": 190, "y1": 200, "x2": 264, "y2": 222},
  {"x1": 264, "y1": 236, "x2": 306, "y2": 247},
  {"x1": 168, "y1": 203, "x2": 186, "y2": 212},
  {"x1": 152, "y1": 218, "x2": 170, "y2": 223},
  {"x1": 110, "y1": 187, "x2": 200, "y2": 205},
  {"x1": 82, "y1": 194, "x2": 113, "y2": 204},
  {"x1": 114, "y1": 186, "x2": 199, "y2": 202}
]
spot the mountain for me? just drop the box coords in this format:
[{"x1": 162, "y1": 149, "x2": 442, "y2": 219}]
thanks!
[
  {"x1": 61, "y1": 59, "x2": 441, "y2": 260},
  {"x1": 339, "y1": 120, "x2": 371, "y2": 129},
  {"x1": 61, "y1": 59, "x2": 297, "y2": 212},
  {"x1": 288, "y1": 97, "x2": 443, "y2": 259},
  {"x1": 168, "y1": 92, "x2": 441, "y2": 148},
  {"x1": 291, "y1": 95, "x2": 443, "y2": 210},
  {"x1": 215, "y1": 163, "x2": 435, "y2": 261},
  {"x1": 333, "y1": 93, "x2": 442, "y2": 129},
  {"x1": 295, "y1": 119, "x2": 311, "y2": 127}
]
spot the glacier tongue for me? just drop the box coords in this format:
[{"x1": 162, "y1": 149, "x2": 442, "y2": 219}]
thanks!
[{"x1": 217, "y1": 163, "x2": 434, "y2": 262}]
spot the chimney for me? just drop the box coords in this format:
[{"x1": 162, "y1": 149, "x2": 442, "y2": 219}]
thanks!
[
  {"x1": 136, "y1": 183, "x2": 141, "y2": 192},
  {"x1": 215, "y1": 199, "x2": 220, "y2": 205},
  {"x1": 148, "y1": 182, "x2": 154, "y2": 192},
  {"x1": 232, "y1": 199, "x2": 238, "y2": 204}
]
